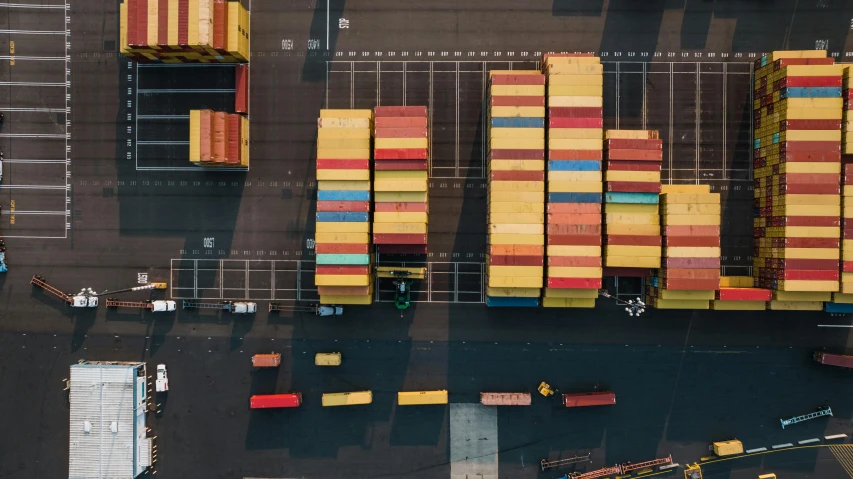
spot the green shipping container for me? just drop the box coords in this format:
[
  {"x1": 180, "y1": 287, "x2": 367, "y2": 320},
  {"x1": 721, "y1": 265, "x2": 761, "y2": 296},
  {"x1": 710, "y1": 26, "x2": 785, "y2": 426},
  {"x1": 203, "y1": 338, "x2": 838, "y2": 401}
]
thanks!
[{"x1": 315, "y1": 254, "x2": 371, "y2": 265}]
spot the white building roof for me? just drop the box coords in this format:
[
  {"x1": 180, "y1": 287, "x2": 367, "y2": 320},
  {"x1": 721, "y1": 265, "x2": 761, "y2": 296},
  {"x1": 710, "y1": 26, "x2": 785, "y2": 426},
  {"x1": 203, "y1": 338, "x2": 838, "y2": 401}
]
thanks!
[{"x1": 69, "y1": 363, "x2": 148, "y2": 479}]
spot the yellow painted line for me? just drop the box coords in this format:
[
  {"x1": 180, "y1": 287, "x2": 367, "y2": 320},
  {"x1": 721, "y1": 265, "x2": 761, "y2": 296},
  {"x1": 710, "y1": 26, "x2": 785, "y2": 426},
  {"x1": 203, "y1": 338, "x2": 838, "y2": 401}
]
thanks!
[
  {"x1": 9, "y1": 41, "x2": 14, "y2": 54},
  {"x1": 632, "y1": 470, "x2": 669, "y2": 479},
  {"x1": 10, "y1": 215, "x2": 14, "y2": 225},
  {"x1": 9, "y1": 58, "x2": 14, "y2": 66},
  {"x1": 699, "y1": 456, "x2": 715, "y2": 461},
  {"x1": 830, "y1": 445, "x2": 853, "y2": 479},
  {"x1": 700, "y1": 444, "x2": 837, "y2": 467}
]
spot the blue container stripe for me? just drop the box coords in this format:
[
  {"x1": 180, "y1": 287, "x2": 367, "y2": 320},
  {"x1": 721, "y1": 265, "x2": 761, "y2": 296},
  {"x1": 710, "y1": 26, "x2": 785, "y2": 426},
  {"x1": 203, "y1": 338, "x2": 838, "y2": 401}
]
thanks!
[
  {"x1": 604, "y1": 192, "x2": 659, "y2": 204},
  {"x1": 317, "y1": 190, "x2": 371, "y2": 201},
  {"x1": 486, "y1": 296, "x2": 540, "y2": 307},
  {"x1": 782, "y1": 87, "x2": 842, "y2": 99},
  {"x1": 490, "y1": 117, "x2": 545, "y2": 128},
  {"x1": 548, "y1": 192, "x2": 603, "y2": 203},
  {"x1": 825, "y1": 302, "x2": 853, "y2": 313},
  {"x1": 548, "y1": 160, "x2": 601, "y2": 171},
  {"x1": 315, "y1": 212, "x2": 369, "y2": 222},
  {"x1": 315, "y1": 254, "x2": 371, "y2": 265}
]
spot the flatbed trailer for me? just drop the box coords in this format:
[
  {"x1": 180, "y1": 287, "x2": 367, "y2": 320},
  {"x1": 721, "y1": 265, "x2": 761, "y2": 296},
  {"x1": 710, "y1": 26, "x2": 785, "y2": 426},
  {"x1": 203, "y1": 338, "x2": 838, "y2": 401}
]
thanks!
[{"x1": 106, "y1": 298, "x2": 176, "y2": 312}]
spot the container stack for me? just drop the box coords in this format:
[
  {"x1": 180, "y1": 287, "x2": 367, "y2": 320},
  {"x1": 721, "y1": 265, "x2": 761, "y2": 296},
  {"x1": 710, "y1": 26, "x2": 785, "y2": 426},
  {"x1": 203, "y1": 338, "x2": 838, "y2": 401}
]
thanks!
[
  {"x1": 315, "y1": 109, "x2": 374, "y2": 306},
  {"x1": 753, "y1": 50, "x2": 844, "y2": 311},
  {"x1": 119, "y1": 0, "x2": 249, "y2": 63},
  {"x1": 372, "y1": 106, "x2": 429, "y2": 255},
  {"x1": 603, "y1": 130, "x2": 663, "y2": 271},
  {"x1": 712, "y1": 276, "x2": 772, "y2": 311},
  {"x1": 844, "y1": 67, "x2": 853, "y2": 155},
  {"x1": 826, "y1": 162, "x2": 853, "y2": 313},
  {"x1": 540, "y1": 54, "x2": 604, "y2": 309},
  {"x1": 485, "y1": 70, "x2": 546, "y2": 307},
  {"x1": 646, "y1": 185, "x2": 721, "y2": 310},
  {"x1": 189, "y1": 109, "x2": 248, "y2": 166}
]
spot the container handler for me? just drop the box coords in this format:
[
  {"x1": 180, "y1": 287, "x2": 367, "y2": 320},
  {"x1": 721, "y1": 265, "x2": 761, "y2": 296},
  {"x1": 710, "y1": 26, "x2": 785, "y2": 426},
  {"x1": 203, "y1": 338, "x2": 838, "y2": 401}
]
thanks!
[
  {"x1": 537, "y1": 381, "x2": 555, "y2": 397},
  {"x1": 31, "y1": 275, "x2": 98, "y2": 307},
  {"x1": 268, "y1": 302, "x2": 343, "y2": 316}
]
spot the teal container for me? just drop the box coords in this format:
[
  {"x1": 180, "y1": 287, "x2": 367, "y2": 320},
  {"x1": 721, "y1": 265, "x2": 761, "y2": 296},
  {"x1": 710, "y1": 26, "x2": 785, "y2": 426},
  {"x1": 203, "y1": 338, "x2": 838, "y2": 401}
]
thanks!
[
  {"x1": 605, "y1": 192, "x2": 659, "y2": 204},
  {"x1": 315, "y1": 254, "x2": 370, "y2": 265}
]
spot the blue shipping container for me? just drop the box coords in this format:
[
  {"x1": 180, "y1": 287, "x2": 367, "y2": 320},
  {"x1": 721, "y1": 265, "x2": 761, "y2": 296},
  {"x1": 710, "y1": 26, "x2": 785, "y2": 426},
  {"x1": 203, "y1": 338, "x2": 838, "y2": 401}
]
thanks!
[
  {"x1": 486, "y1": 296, "x2": 540, "y2": 308},
  {"x1": 548, "y1": 160, "x2": 601, "y2": 171},
  {"x1": 781, "y1": 87, "x2": 841, "y2": 99},
  {"x1": 825, "y1": 302, "x2": 853, "y2": 313},
  {"x1": 315, "y1": 254, "x2": 371, "y2": 265},
  {"x1": 548, "y1": 192, "x2": 602, "y2": 203},
  {"x1": 605, "y1": 192, "x2": 659, "y2": 204},
  {"x1": 490, "y1": 117, "x2": 545, "y2": 128},
  {"x1": 317, "y1": 190, "x2": 371, "y2": 201},
  {"x1": 316, "y1": 212, "x2": 369, "y2": 223}
]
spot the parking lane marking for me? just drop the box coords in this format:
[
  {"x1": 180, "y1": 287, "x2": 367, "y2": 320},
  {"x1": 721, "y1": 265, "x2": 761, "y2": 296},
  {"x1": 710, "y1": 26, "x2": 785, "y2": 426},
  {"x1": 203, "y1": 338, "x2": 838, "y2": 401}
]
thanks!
[
  {"x1": 0, "y1": 55, "x2": 65, "y2": 60},
  {"x1": 0, "y1": 133, "x2": 65, "y2": 138},
  {"x1": 0, "y1": 81, "x2": 65, "y2": 87},
  {"x1": 0, "y1": 107, "x2": 66, "y2": 112},
  {"x1": 0, "y1": 29, "x2": 65, "y2": 35},
  {"x1": 772, "y1": 443, "x2": 793, "y2": 449},
  {"x1": 799, "y1": 438, "x2": 821, "y2": 445},
  {"x1": 137, "y1": 88, "x2": 235, "y2": 94},
  {"x1": 745, "y1": 447, "x2": 767, "y2": 453},
  {"x1": 136, "y1": 115, "x2": 189, "y2": 120},
  {"x1": 2, "y1": 159, "x2": 66, "y2": 164},
  {"x1": 827, "y1": 434, "x2": 848, "y2": 440},
  {"x1": 0, "y1": 2, "x2": 65, "y2": 8}
]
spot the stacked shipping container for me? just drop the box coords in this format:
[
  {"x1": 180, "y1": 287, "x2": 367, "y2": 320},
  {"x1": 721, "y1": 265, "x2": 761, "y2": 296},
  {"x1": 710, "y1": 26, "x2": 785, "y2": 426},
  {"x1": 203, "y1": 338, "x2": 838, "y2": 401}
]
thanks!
[
  {"x1": 119, "y1": 0, "x2": 249, "y2": 63},
  {"x1": 844, "y1": 67, "x2": 853, "y2": 155},
  {"x1": 646, "y1": 185, "x2": 721, "y2": 310},
  {"x1": 372, "y1": 106, "x2": 430, "y2": 254},
  {"x1": 541, "y1": 54, "x2": 604, "y2": 309},
  {"x1": 189, "y1": 109, "x2": 248, "y2": 166},
  {"x1": 712, "y1": 276, "x2": 772, "y2": 310},
  {"x1": 825, "y1": 162, "x2": 853, "y2": 312},
  {"x1": 603, "y1": 130, "x2": 662, "y2": 271},
  {"x1": 753, "y1": 50, "x2": 844, "y2": 311},
  {"x1": 485, "y1": 70, "x2": 546, "y2": 307},
  {"x1": 315, "y1": 109, "x2": 374, "y2": 305}
]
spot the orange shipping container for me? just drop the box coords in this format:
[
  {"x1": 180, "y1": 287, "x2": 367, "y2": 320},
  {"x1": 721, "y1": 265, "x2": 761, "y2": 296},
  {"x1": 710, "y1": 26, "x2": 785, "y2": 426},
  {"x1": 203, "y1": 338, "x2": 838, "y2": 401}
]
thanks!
[
  {"x1": 227, "y1": 113, "x2": 241, "y2": 165},
  {"x1": 198, "y1": 109, "x2": 213, "y2": 161},
  {"x1": 213, "y1": 111, "x2": 228, "y2": 162},
  {"x1": 212, "y1": 0, "x2": 227, "y2": 50}
]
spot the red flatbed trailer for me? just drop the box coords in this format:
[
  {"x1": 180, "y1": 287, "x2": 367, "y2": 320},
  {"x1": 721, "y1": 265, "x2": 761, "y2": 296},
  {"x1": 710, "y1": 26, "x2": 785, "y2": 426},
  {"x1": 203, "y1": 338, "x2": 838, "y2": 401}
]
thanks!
[
  {"x1": 814, "y1": 351, "x2": 853, "y2": 368},
  {"x1": 250, "y1": 393, "x2": 302, "y2": 409},
  {"x1": 562, "y1": 391, "x2": 616, "y2": 408}
]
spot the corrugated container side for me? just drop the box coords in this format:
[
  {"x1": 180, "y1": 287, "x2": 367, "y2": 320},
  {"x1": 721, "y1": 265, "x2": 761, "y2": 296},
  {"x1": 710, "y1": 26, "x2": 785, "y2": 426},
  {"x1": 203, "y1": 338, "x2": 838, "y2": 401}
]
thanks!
[
  {"x1": 235, "y1": 64, "x2": 248, "y2": 113},
  {"x1": 212, "y1": 0, "x2": 227, "y2": 50},
  {"x1": 226, "y1": 113, "x2": 241, "y2": 164},
  {"x1": 187, "y1": 0, "x2": 198, "y2": 46},
  {"x1": 189, "y1": 110, "x2": 201, "y2": 162},
  {"x1": 480, "y1": 392, "x2": 532, "y2": 406},
  {"x1": 198, "y1": 109, "x2": 213, "y2": 161},
  {"x1": 240, "y1": 115, "x2": 249, "y2": 166},
  {"x1": 178, "y1": 0, "x2": 189, "y2": 46},
  {"x1": 212, "y1": 111, "x2": 227, "y2": 162}
]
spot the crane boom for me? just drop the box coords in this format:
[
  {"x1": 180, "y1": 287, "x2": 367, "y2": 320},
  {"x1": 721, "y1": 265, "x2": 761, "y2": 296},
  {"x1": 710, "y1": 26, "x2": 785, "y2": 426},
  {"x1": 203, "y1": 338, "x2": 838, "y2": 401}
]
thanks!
[{"x1": 96, "y1": 282, "x2": 167, "y2": 297}]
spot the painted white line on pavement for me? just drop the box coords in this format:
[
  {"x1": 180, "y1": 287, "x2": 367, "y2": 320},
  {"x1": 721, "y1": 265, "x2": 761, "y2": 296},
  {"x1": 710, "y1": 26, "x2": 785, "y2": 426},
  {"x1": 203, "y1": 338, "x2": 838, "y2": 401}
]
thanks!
[
  {"x1": 0, "y1": 185, "x2": 66, "y2": 189},
  {"x1": 818, "y1": 324, "x2": 853, "y2": 328},
  {"x1": 0, "y1": 29, "x2": 64, "y2": 35},
  {"x1": 0, "y1": 3, "x2": 65, "y2": 9},
  {"x1": 799, "y1": 438, "x2": 820, "y2": 445},
  {"x1": 0, "y1": 55, "x2": 65, "y2": 60},
  {"x1": 0, "y1": 133, "x2": 65, "y2": 138},
  {"x1": 772, "y1": 443, "x2": 794, "y2": 449},
  {"x1": 0, "y1": 107, "x2": 66, "y2": 112},
  {"x1": 136, "y1": 141, "x2": 189, "y2": 145},
  {"x1": 0, "y1": 211, "x2": 67, "y2": 215},
  {"x1": 826, "y1": 434, "x2": 848, "y2": 440},
  {"x1": 2, "y1": 159, "x2": 67, "y2": 164},
  {"x1": 137, "y1": 115, "x2": 190, "y2": 119},
  {"x1": 137, "y1": 89, "x2": 235, "y2": 94},
  {"x1": 660, "y1": 463, "x2": 680, "y2": 470},
  {"x1": 1, "y1": 235, "x2": 67, "y2": 239},
  {"x1": 0, "y1": 81, "x2": 65, "y2": 87},
  {"x1": 746, "y1": 447, "x2": 767, "y2": 453}
]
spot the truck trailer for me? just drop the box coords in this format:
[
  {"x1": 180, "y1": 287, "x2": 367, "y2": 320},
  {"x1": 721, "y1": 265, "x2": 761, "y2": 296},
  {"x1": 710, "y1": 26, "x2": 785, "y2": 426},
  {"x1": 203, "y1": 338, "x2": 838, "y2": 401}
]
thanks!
[
  {"x1": 814, "y1": 351, "x2": 853, "y2": 368},
  {"x1": 250, "y1": 393, "x2": 302, "y2": 409},
  {"x1": 562, "y1": 391, "x2": 616, "y2": 408}
]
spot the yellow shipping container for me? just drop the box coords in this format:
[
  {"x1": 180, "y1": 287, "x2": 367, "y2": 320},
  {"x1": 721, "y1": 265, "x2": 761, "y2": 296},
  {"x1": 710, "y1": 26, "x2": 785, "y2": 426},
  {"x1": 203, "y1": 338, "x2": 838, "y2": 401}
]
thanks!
[
  {"x1": 776, "y1": 248, "x2": 839, "y2": 259},
  {"x1": 147, "y1": 0, "x2": 159, "y2": 48},
  {"x1": 845, "y1": 185, "x2": 853, "y2": 196},
  {"x1": 488, "y1": 265, "x2": 543, "y2": 277},
  {"x1": 604, "y1": 203, "x2": 659, "y2": 214},
  {"x1": 547, "y1": 245, "x2": 601, "y2": 257},
  {"x1": 664, "y1": 246, "x2": 721, "y2": 258},
  {"x1": 660, "y1": 193, "x2": 720, "y2": 204},
  {"x1": 772, "y1": 107, "x2": 842, "y2": 120},
  {"x1": 545, "y1": 63, "x2": 604, "y2": 75},
  {"x1": 605, "y1": 130, "x2": 658, "y2": 140},
  {"x1": 488, "y1": 212, "x2": 544, "y2": 224},
  {"x1": 374, "y1": 179, "x2": 428, "y2": 192},
  {"x1": 189, "y1": 110, "x2": 201, "y2": 162},
  {"x1": 318, "y1": 118, "x2": 372, "y2": 128},
  {"x1": 772, "y1": 194, "x2": 840, "y2": 206},
  {"x1": 318, "y1": 128, "x2": 372, "y2": 139},
  {"x1": 488, "y1": 276, "x2": 543, "y2": 288},
  {"x1": 490, "y1": 128, "x2": 545, "y2": 139},
  {"x1": 662, "y1": 214, "x2": 721, "y2": 226},
  {"x1": 770, "y1": 50, "x2": 827, "y2": 60},
  {"x1": 490, "y1": 138, "x2": 546, "y2": 150},
  {"x1": 548, "y1": 171, "x2": 602, "y2": 182},
  {"x1": 490, "y1": 106, "x2": 546, "y2": 117},
  {"x1": 768, "y1": 300, "x2": 824, "y2": 311},
  {"x1": 660, "y1": 185, "x2": 710, "y2": 194},
  {"x1": 316, "y1": 222, "x2": 370, "y2": 234},
  {"x1": 605, "y1": 256, "x2": 661, "y2": 268},
  {"x1": 831, "y1": 292, "x2": 853, "y2": 303},
  {"x1": 547, "y1": 85, "x2": 604, "y2": 97},
  {"x1": 548, "y1": 96, "x2": 604, "y2": 108},
  {"x1": 491, "y1": 181, "x2": 545, "y2": 192},
  {"x1": 719, "y1": 276, "x2": 753, "y2": 288},
  {"x1": 373, "y1": 223, "x2": 428, "y2": 234},
  {"x1": 547, "y1": 128, "x2": 603, "y2": 140},
  {"x1": 489, "y1": 234, "x2": 545, "y2": 245},
  {"x1": 768, "y1": 226, "x2": 839, "y2": 238},
  {"x1": 167, "y1": 0, "x2": 179, "y2": 45},
  {"x1": 605, "y1": 171, "x2": 660, "y2": 183},
  {"x1": 316, "y1": 169, "x2": 371, "y2": 181},
  {"x1": 605, "y1": 213, "x2": 659, "y2": 225},
  {"x1": 543, "y1": 288, "x2": 599, "y2": 299},
  {"x1": 662, "y1": 204, "x2": 722, "y2": 215},
  {"x1": 778, "y1": 280, "x2": 838, "y2": 292},
  {"x1": 375, "y1": 212, "x2": 428, "y2": 223},
  {"x1": 547, "y1": 74, "x2": 604, "y2": 86},
  {"x1": 375, "y1": 191, "x2": 428, "y2": 202},
  {"x1": 375, "y1": 170, "x2": 428, "y2": 180},
  {"x1": 773, "y1": 291, "x2": 831, "y2": 301},
  {"x1": 548, "y1": 181, "x2": 602, "y2": 193},
  {"x1": 188, "y1": 0, "x2": 199, "y2": 46},
  {"x1": 314, "y1": 274, "x2": 370, "y2": 286},
  {"x1": 489, "y1": 191, "x2": 545, "y2": 202},
  {"x1": 322, "y1": 391, "x2": 373, "y2": 407},
  {"x1": 397, "y1": 390, "x2": 449, "y2": 406},
  {"x1": 547, "y1": 267, "x2": 603, "y2": 278},
  {"x1": 659, "y1": 290, "x2": 716, "y2": 300},
  {"x1": 710, "y1": 300, "x2": 766, "y2": 311},
  {"x1": 319, "y1": 294, "x2": 373, "y2": 305},
  {"x1": 713, "y1": 440, "x2": 744, "y2": 456},
  {"x1": 489, "y1": 159, "x2": 546, "y2": 171},
  {"x1": 548, "y1": 139, "x2": 604, "y2": 150},
  {"x1": 320, "y1": 109, "x2": 373, "y2": 119},
  {"x1": 490, "y1": 85, "x2": 546, "y2": 96},
  {"x1": 604, "y1": 224, "x2": 661, "y2": 235},
  {"x1": 240, "y1": 115, "x2": 249, "y2": 166},
  {"x1": 544, "y1": 57, "x2": 601, "y2": 66},
  {"x1": 120, "y1": 2, "x2": 129, "y2": 53},
  {"x1": 315, "y1": 352, "x2": 343, "y2": 366},
  {"x1": 317, "y1": 180, "x2": 371, "y2": 191},
  {"x1": 844, "y1": 239, "x2": 853, "y2": 250},
  {"x1": 486, "y1": 287, "x2": 541, "y2": 297},
  {"x1": 652, "y1": 299, "x2": 710, "y2": 309},
  {"x1": 489, "y1": 202, "x2": 545, "y2": 213},
  {"x1": 542, "y1": 297, "x2": 596, "y2": 308},
  {"x1": 314, "y1": 232, "x2": 369, "y2": 244},
  {"x1": 783, "y1": 65, "x2": 845, "y2": 77},
  {"x1": 317, "y1": 148, "x2": 371, "y2": 160},
  {"x1": 490, "y1": 70, "x2": 542, "y2": 76},
  {"x1": 489, "y1": 223, "x2": 544, "y2": 234},
  {"x1": 604, "y1": 245, "x2": 661, "y2": 256},
  {"x1": 781, "y1": 130, "x2": 842, "y2": 142},
  {"x1": 375, "y1": 137, "x2": 428, "y2": 149}
]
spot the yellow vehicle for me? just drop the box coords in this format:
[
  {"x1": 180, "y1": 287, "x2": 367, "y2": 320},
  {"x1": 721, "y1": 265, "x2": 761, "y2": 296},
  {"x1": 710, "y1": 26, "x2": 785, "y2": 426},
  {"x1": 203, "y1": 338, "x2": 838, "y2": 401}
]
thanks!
[
  {"x1": 713, "y1": 440, "x2": 744, "y2": 456},
  {"x1": 538, "y1": 381, "x2": 554, "y2": 397},
  {"x1": 397, "y1": 390, "x2": 448, "y2": 406},
  {"x1": 684, "y1": 464, "x2": 702, "y2": 479},
  {"x1": 315, "y1": 352, "x2": 342, "y2": 366},
  {"x1": 321, "y1": 390, "x2": 372, "y2": 407}
]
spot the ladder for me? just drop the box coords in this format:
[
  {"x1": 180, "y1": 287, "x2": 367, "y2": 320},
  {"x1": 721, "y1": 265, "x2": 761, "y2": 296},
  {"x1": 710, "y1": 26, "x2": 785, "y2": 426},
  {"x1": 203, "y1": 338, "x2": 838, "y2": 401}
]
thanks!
[
  {"x1": 780, "y1": 406, "x2": 833, "y2": 429},
  {"x1": 540, "y1": 454, "x2": 591, "y2": 471},
  {"x1": 621, "y1": 455, "x2": 673, "y2": 473},
  {"x1": 575, "y1": 465, "x2": 623, "y2": 479}
]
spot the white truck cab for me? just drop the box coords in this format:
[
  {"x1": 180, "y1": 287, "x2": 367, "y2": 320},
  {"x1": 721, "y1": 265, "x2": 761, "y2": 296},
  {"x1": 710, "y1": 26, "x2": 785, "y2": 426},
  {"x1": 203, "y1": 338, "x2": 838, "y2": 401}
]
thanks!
[
  {"x1": 233, "y1": 301, "x2": 257, "y2": 313},
  {"x1": 155, "y1": 364, "x2": 169, "y2": 392},
  {"x1": 152, "y1": 300, "x2": 177, "y2": 312}
]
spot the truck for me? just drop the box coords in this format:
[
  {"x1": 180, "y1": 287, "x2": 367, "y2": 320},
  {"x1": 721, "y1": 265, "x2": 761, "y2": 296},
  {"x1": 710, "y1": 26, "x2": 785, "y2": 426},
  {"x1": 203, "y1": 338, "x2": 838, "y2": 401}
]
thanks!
[
  {"x1": 250, "y1": 393, "x2": 302, "y2": 409},
  {"x1": 713, "y1": 440, "x2": 743, "y2": 456},
  {"x1": 562, "y1": 391, "x2": 616, "y2": 408},
  {"x1": 480, "y1": 392, "x2": 532, "y2": 406},
  {"x1": 252, "y1": 353, "x2": 281, "y2": 367},
  {"x1": 155, "y1": 364, "x2": 169, "y2": 392},
  {"x1": 269, "y1": 303, "x2": 343, "y2": 316},
  {"x1": 182, "y1": 300, "x2": 257, "y2": 313},
  {"x1": 106, "y1": 299, "x2": 176, "y2": 312},
  {"x1": 813, "y1": 351, "x2": 853, "y2": 368},
  {"x1": 31, "y1": 275, "x2": 98, "y2": 307}
]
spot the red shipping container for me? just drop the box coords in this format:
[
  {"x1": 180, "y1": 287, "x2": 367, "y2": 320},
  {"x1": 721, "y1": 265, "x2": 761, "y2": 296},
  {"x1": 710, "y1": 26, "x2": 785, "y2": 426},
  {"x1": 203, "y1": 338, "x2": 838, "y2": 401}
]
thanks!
[
  {"x1": 768, "y1": 216, "x2": 839, "y2": 227},
  {"x1": 661, "y1": 278, "x2": 720, "y2": 290},
  {"x1": 606, "y1": 139, "x2": 663, "y2": 150},
  {"x1": 785, "y1": 75, "x2": 843, "y2": 87},
  {"x1": 774, "y1": 184, "x2": 840, "y2": 194},
  {"x1": 488, "y1": 255, "x2": 543, "y2": 266},
  {"x1": 548, "y1": 149, "x2": 603, "y2": 161},
  {"x1": 212, "y1": 112, "x2": 228, "y2": 162},
  {"x1": 777, "y1": 140, "x2": 842, "y2": 153},
  {"x1": 226, "y1": 114, "x2": 240, "y2": 164},
  {"x1": 562, "y1": 391, "x2": 615, "y2": 407},
  {"x1": 777, "y1": 173, "x2": 841, "y2": 185},
  {"x1": 250, "y1": 393, "x2": 302, "y2": 409},
  {"x1": 374, "y1": 160, "x2": 428, "y2": 171},
  {"x1": 770, "y1": 237, "x2": 839, "y2": 248},
  {"x1": 606, "y1": 235, "x2": 662, "y2": 246},
  {"x1": 317, "y1": 285, "x2": 371, "y2": 295},
  {"x1": 548, "y1": 234, "x2": 602, "y2": 246},
  {"x1": 127, "y1": 0, "x2": 138, "y2": 46},
  {"x1": 779, "y1": 259, "x2": 840, "y2": 270},
  {"x1": 548, "y1": 203, "x2": 601, "y2": 214},
  {"x1": 548, "y1": 256, "x2": 602, "y2": 267},
  {"x1": 602, "y1": 267, "x2": 651, "y2": 277},
  {"x1": 136, "y1": 0, "x2": 148, "y2": 46},
  {"x1": 489, "y1": 245, "x2": 544, "y2": 256},
  {"x1": 212, "y1": 0, "x2": 227, "y2": 49},
  {"x1": 378, "y1": 244, "x2": 429, "y2": 254},
  {"x1": 782, "y1": 119, "x2": 842, "y2": 130},
  {"x1": 549, "y1": 107, "x2": 603, "y2": 118},
  {"x1": 198, "y1": 109, "x2": 213, "y2": 161},
  {"x1": 546, "y1": 224, "x2": 602, "y2": 235},
  {"x1": 547, "y1": 213, "x2": 602, "y2": 225},
  {"x1": 549, "y1": 118, "x2": 603, "y2": 129},
  {"x1": 755, "y1": 150, "x2": 841, "y2": 163},
  {"x1": 315, "y1": 243, "x2": 369, "y2": 254},
  {"x1": 663, "y1": 225, "x2": 720, "y2": 236},
  {"x1": 660, "y1": 268, "x2": 720, "y2": 280},
  {"x1": 374, "y1": 106, "x2": 427, "y2": 117},
  {"x1": 490, "y1": 149, "x2": 546, "y2": 160},
  {"x1": 316, "y1": 159, "x2": 369, "y2": 169},
  {"x1": 663, "y1": 236, "x2": 720, "y2": 247},
  {"x1": 606, "y1": 149, "x2": 663, "y2": 161},
  {"x1": 374, "y1": 128, "x2": 428, "y2": 138},
  {"x1": 547, "y1": 277, "x2": 603, "y2": 289},
  {"x1": 491, "y1": 170, "x2": 545, "y2": 181},
  {"x1": 235, "y1": 64, "x2": 248, "y2": 114},
  {"x1": 315, "y1": 265, "x2": 369, "y2": 276},
  {"x1": 814, "y1": 352, "x2": 853, "y2": 368},
  {"x1": 316, "y1": 200, "x2": 370, "y2": 212},
  {"x1": 606, "y1": 181, "x2": 661, "y2": 193},
  {"x1": 158, "y1": 0, "x2": 169, "y2": 45},
  {"x1": 490, "y1": 96, "x2": 546, "y2": 107},
  {"x1": 374, "y1": 202, "x2": 428, "y2": 212},
  {"x1": 178, "y1": 0, "x2": 188, "y2": 45},
  {"x1": 374, "y1": 148, "x2": 428, "y2": 160},
  {"x1": 844, "y1": 261, "x2": 853, "y2": 272},
  {"x1": 663, "y1": 257, "x2": 720, "y2": 269},
  {"x1": 373, "y1": 233, "x2": 427, "y2": 244},
  {"x1": 716, "y1": 288, "x2": 771, "y2": 301},
  {"x1": 605, "y1": 160, "x2": 661, "y2": 172},
  {"x1": 490, "y1": 74, "x2": 546, "y2": 85},
  {"x1": 779, "y1": 269, "x2": 839, "y2": 281},
  {"x1": 374, "y1": 117, "x2": 428, "y2": 128}
]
